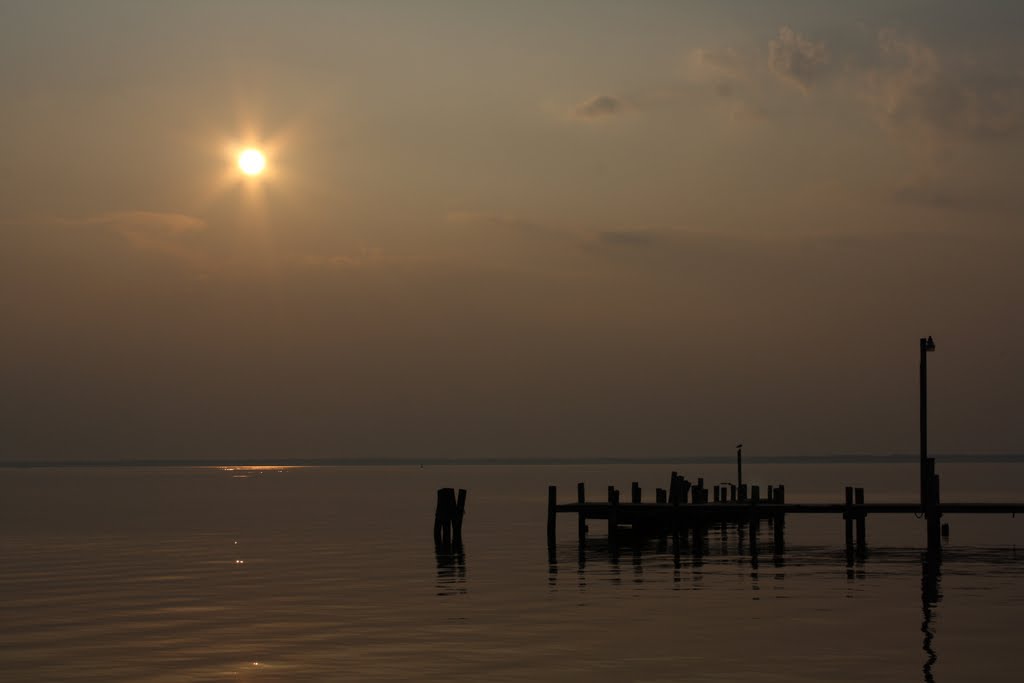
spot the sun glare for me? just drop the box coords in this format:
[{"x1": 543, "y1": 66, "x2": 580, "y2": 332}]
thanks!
[{"x1": 238, "y1": 148, "x2": 266, "y2": 176}]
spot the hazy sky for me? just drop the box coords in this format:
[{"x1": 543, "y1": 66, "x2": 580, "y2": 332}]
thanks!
[{"x1": 2, "y1": 1, "x2": 1022, "y2": 461}]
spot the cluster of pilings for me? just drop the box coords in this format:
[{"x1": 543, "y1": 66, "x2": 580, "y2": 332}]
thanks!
[
  {"x1": 547, "y1": 471, "x2": 787, "y2": 552},
  {"x1": 434, "y1": 488, "x2": 466, "y2": 551}
]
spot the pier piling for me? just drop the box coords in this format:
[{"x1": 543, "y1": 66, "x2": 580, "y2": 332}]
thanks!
[
  {"x1": 435, "y1": 488, "x2": 466, "y2": 549},
  {"x1": 547, "y1": 485, "x2": 557, "y2": 544},
  {"x1": 844, "y1": 487, "x2": 854, "y2": 549},
  {"x1": 854, "y1": 487, "x2": 866, "y2": 551},
  {"x1": 577, "y1": 482, "x2": 587, "y2": 544}
]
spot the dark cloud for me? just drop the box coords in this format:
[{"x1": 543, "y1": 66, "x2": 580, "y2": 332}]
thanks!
[
  {"x1": 572, "y1": 95, "x2": 625, "y2": 120},
  {"x1": 769, "y1": 26, "x2": 829, "y2": 91}
]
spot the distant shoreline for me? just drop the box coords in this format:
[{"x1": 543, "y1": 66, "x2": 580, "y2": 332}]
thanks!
[{"x1": 2, "y1": 454, "x2": 1023, "y2": 468}]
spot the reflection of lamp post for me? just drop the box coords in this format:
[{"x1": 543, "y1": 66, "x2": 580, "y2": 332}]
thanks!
[{"x1": 920, "y1": 336, "x2": 936, "y2": 507}]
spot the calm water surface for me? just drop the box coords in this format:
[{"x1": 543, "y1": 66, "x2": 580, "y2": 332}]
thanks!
[{"x1": 2, "y1": 462, "x2": 1023, "y2": 681}]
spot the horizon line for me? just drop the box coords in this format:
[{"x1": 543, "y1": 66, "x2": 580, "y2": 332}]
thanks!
[{"x1": 2, "y1": 453, "x2": 1023, "y2": 468}]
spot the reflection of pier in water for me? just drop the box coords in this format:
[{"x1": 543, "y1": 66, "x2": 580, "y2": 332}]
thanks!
[{"x1": 545, "y1": 535, "x2": 1024, "y2": 683}]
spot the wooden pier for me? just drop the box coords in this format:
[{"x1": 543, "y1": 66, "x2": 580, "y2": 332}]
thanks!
[{"x1": 546, "y1": 466, "x2": 1024, "y2": 553}]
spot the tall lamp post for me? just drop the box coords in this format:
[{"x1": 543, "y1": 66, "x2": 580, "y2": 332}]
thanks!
[{"x1": 920, "y1": 336, "x2": 936, "y2": 507}]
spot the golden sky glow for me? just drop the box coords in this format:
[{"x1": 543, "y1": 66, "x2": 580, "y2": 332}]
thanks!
[{"x1": 1, "y1": 2, "x2": 1023, "y2": 462}]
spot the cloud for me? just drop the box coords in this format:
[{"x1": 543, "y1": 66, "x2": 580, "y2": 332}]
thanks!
[
  {"x1": 688, "y1": 47, "x2": 748, "y2": 84},
  {"x1": 890, "y1": 174, "x2": 1024, "y2": 214},
  {"x1": 863, "y1": 29, "x2": 1024, "y2": 141},
  {"x1": 571, "y1": 95, "x2": 625, "y2": 120},
  {"x1": 769, "y1": 26, "x2": 828, "y2": 91},
  {"x1": 57, "y1": 210, "x2": 211, "y2": 271},
  {"x1": 445, "y1": 210, "x2": 562, "y2": 239},
  {"x1": 82, "y1": 210, "x2": 207, "y2": 234}
]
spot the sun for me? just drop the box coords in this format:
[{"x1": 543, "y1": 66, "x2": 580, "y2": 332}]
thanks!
[{"x1": 237, "y1": 148, "x2": 266, "y2": 176}]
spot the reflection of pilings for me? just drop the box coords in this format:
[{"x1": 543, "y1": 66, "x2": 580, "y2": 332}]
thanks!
[
  {"x1": 434, "y1": 542, "x2": 467, "y2": 595},
  {"x1": 921, "y1": 548, "x2": 942, "y2": 683}
]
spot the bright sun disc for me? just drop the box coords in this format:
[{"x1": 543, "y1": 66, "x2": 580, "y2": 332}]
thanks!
[{"x1": 238, "y1": 148, "x2": 266, "y2": 176}]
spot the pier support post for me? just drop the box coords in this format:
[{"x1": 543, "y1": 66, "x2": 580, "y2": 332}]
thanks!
[
  {"x1": 749, "y1": 495, "x2": 759, "y2": 557},
  {"x1": 577, "y1": 482, "x2": 586, "y2": 544},
  {"x1": 631, "y1": 481, "x2": 641, "y2": 504},
  {"x1": 608, "y1": 486, "x2": 619, "y2": 539},
  {"x1": 454, "y1": 489, "x2": 467, "y2": 545},
  {"x1": 435, "y1": 488, "x2": 461, "y2": 548},
  {"x1": 927, "y1": 472, "x2": 942, "y2": 550},
  {"x1": 844, "y1": 486, "x2": 854, "y2": 549},
  {"x1": 547, "y1": 486, "x2": 557, "y2": 544},
  {"x1": 854, "y1": 487, "x2": 866, "y2": 551}
]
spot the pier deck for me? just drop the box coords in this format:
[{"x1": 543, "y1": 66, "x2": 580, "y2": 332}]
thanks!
[
  {"x1": 546, "y1": 471, "x2": 1024, "y2": 552},
  {"x1": 556, "y1": 502, "x2": 1024, "y2": 517}
]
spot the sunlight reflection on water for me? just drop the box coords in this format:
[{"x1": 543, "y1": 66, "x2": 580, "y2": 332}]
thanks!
[{"x1": 1, "y1": 463, "x2": 1023, "y2": 681}]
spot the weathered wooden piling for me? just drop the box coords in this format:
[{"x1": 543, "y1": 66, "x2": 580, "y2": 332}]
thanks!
[
  {"x1": 631, "y1": 482, "x2": 641, "y2": 504},
  {"x1": 656, "y1": 488, "x2": 666, "y2": 504},
  {"x1": 608, "y1": 486, "x2": 619, "y2": 538},
  {"x1": 854, "y1": 487, "x2": 866, "y2": 550},
  {"x1": 774, "y1": 485, "x2": 786, "y2": 544},
  {"x1": 435, "y1": 488, "x2": 466, "y2": 547},
  {"x1": 547, "y1": 485, "x2": 557, "y2": 544},
  {"x1": 927, "y1": 470, "x2": 942, "y2": 549},
  {"x1": 454, "y1": 489, "x2": 466, "y2": 542},
  {"x1": 844, "y1": 486, "x2": 854, "y2": 549},
  {"x1": 773, "y1": 492, "x2": 785, "y2": 551},
  {"x1": 749, "y1": 494, "x2": 759, "y2": 555},
  {"x1": 577, "y1": 482, "x2": 587, "y2": 544}
]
